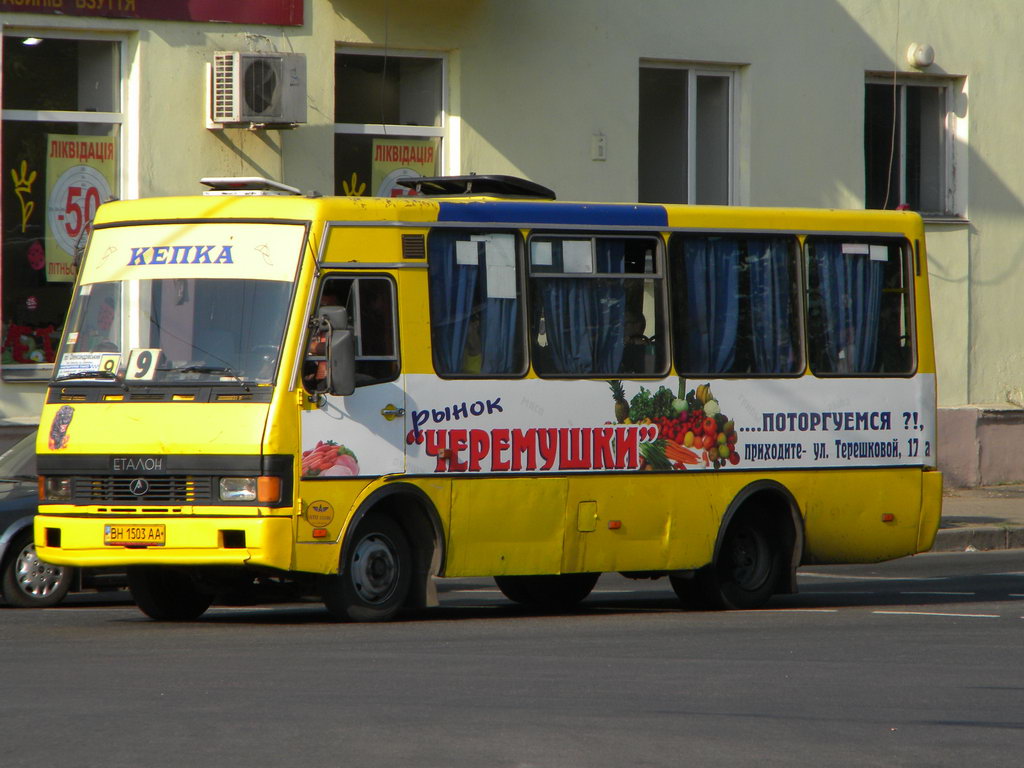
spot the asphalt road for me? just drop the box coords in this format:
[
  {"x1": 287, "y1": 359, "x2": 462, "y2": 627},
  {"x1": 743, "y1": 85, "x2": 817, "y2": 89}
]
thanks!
[{"x1": 1, "y1": 551, "x2": 1022, "y2": 768}]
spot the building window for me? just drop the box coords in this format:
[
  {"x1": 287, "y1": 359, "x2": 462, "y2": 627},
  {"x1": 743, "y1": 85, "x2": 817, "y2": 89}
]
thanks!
[
  {"x1": 1, "y1": 35, "x2": 123, "y2": 380},
  {"x1": 865, "y1": 78, "x2": 958, "y2": 216},
  {"x1": 334, "y1": 50, "x2": 446, "y2": 198},
  {"x1": 638, "y1": 64, "x2": 733, "y2": 205}
]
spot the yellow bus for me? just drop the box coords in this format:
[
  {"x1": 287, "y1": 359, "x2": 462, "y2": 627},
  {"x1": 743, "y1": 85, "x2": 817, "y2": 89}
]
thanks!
[{"x1": 34, "y1": 175, "x2": 942, "y2": 621}]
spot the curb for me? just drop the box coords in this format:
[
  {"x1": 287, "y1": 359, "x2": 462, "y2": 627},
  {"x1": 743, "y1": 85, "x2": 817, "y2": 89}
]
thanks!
[{"x1": 932, "y1": 526, "x2": 1024, "y2": 552}]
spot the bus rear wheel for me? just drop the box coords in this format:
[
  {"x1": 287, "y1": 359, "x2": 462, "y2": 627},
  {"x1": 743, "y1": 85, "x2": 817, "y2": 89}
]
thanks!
[
  {"x1": 128, "y1": 567, "x2": 213, "y2": 621},
  {"x1": 323, "y1": 516, "x2": 411, "y2": 622},
  {"x1": 680, "y1": 516, "x2": 783, "y2": 610},
  {"x1": 494, "y1": 573, "x2": 599, "y2": 610}
]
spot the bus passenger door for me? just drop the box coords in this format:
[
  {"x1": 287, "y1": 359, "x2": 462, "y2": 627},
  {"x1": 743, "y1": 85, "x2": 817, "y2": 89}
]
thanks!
[{"x1": 300, "y1": 275, "x2": 406, "y2": 481}]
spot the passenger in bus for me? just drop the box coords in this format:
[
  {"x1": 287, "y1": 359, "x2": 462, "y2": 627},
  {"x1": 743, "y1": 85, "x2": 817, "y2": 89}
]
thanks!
[
  {"x1": 462, "y1": 312, "x2": 483, "y2": 374},
  {"x1": 621, "y1": 310, "x2": 651, "y2": 374}
]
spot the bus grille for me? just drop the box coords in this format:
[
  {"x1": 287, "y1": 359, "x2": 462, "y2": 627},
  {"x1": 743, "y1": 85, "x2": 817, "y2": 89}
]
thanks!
[{"x1": 71, "y1": 476, "x2": 215, "y2": 504}]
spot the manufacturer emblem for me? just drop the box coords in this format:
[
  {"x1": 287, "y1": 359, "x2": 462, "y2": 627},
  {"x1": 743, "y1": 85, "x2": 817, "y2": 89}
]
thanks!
[{"x1": 128, "y1": 477, "x2": 150, "y2": 496}]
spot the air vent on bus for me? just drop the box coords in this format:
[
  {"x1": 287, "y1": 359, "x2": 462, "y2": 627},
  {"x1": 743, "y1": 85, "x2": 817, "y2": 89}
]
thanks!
[{"x1": 402, "y1": 234, "x2": 426, "y2": 259}]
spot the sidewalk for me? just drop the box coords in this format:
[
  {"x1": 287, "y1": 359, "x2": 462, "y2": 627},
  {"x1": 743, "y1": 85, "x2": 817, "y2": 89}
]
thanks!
[{"x1": 933, "y1": 484, "x2": 1024, "y2": 552}]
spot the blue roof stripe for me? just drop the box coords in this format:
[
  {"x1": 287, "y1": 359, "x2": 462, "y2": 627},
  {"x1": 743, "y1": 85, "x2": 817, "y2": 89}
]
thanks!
[{"x1": 437, "y1": 201, "x2": 668, "y2": 227}]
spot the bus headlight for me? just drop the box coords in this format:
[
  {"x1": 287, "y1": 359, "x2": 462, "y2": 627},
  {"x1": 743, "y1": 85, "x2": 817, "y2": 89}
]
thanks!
[
  {"x1": 219, "y1": 477, "x2": 257, "y2": 501},
  {"x1": 219, "y1": 476, "x2": 281, "y2": 503},
  {"x1": 42, "y1": 476, "x2": 72, "y2": 501}
]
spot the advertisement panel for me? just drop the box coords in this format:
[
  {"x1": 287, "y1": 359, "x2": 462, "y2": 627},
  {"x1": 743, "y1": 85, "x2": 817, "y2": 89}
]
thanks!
[
  {"x1": 372, "y1": 138, "x2": 438, "y2": 197},
  {"x1": 45, "y1": 134, "x2": 116, "y2": 283},
  {"x1": 0, "y1": 0, "x2": 302, "y2": 25}
]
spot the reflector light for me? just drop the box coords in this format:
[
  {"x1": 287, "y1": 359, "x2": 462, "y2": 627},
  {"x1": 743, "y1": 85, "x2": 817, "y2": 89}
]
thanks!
[
  {"x1": 312, "y1": 528, "x2": 328, "y2": 539},
  {"x1": 882, "y1": 513, "x2": 896, "y2": 523},
  {"x1": 608, "y1": 520, "x2": 622, "y2": 530}
]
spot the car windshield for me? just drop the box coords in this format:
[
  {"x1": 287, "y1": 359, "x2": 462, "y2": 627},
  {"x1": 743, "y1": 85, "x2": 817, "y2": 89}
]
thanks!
[
  {"x1": 53, "y1": 278, "x2": 292, "y2": 385},
  {"x1": 0, "y1": 434, "x2": 36, "y2": 480}
]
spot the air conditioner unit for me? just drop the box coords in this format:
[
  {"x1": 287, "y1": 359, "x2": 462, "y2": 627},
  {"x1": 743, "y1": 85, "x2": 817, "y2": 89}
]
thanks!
[{"x1": 210, "y1": 51, "x2": 307, "y2": 126}]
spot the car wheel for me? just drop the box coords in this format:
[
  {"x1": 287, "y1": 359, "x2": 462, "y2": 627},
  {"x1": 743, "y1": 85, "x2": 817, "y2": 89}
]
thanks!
[
  {"x1": 322, "y1": 515, "x2": 411, "y2": 622},
  {"x1": 1, "y1": 530, "x2": 74, "y2": 608}
]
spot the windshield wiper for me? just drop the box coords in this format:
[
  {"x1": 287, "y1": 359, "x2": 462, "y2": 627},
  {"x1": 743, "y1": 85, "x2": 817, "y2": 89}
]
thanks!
[
  {"x1": 53, "y1": 370, "x2": 118, "y2": 382},
  {"x1": 165, "y1": 364, "x2": 250, "y2": 390}
]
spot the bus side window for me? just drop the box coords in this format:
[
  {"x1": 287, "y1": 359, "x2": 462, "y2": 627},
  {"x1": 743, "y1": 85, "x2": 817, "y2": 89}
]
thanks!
[
  {"x1": 669, "y1": 234, "x2": 801, "y2": 377},
  {"x1": 805, "y1": 238, "x2": 914, "y2": 376},
  {"x1": 303, "y1": 276, "x2": 399, "y2": 393}
]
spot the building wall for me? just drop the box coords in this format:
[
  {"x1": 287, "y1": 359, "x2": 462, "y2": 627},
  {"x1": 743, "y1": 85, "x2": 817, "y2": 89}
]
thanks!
[{"x1": 3, "y1": 0, "x2": 1024, "y2": 480}]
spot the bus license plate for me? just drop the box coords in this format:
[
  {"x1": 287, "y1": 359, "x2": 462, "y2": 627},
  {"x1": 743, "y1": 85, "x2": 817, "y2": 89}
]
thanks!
[{"x1": 104, "y1": 524, "x2": 166, "y2": 546}]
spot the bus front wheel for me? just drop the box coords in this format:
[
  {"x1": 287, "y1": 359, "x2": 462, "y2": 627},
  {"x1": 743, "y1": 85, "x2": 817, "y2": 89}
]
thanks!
[
  {"x1": 323, "y1": 515, "x2": 411, "y2": 622},
  {"x1": 675, "y1": 516, "x2": 783, "y2": 610},
  {"x1": 494, "y1": 573, "x2": 599, "y2": 610},
  {"x1": 128, "y1": 567, "x2": 213, "y2": 621}
]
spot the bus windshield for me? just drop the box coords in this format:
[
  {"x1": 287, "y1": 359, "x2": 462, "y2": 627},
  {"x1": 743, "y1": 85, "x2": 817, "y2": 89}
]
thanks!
[{"x1": 55, "y1": 277, "x2": 292, "y2": 385}]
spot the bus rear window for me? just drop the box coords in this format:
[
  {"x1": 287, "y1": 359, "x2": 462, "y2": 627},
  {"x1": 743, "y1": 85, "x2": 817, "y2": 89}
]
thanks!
[{"x1": 805, "y1": 237, "x2": 914, "y2": 375}]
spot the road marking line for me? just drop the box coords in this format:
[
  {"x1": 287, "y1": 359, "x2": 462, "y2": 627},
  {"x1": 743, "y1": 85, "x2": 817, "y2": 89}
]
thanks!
[
  {"x1": 873, "y1": 610, "x2": 1000, "y2": 618},
  {"x1": 801, "y1": 573, "x2": 946, "y2": 581}
]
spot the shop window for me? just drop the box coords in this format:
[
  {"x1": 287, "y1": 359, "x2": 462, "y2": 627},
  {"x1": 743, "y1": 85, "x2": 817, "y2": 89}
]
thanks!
[
  {"x1": 639, "y1": 65, "x2": 733, "y2": 205},
  {"x1": 1, "y1": 35, "x2": 122, "y2": 380},
  {"x1": 865, "y1": 78, "x2": 959, "y2": 216},
  {"x1": 334, "y1": 51, "x2": 445, "y2": 198}
]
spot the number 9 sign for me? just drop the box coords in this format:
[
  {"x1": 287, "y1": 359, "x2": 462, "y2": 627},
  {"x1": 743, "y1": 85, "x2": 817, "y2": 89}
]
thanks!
[{"x1": 47, "y1": 164, "x2": 112, "y2": 257}]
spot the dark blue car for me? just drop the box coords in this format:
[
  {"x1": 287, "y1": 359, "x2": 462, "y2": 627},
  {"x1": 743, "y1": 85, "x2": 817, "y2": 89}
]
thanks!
[{"x1": 0, "y1": 433, "x2": 123, "y2": 607}]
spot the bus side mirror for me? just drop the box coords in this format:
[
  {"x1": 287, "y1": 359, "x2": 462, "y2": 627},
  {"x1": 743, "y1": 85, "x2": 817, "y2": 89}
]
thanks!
[{"x1": 322, "y1": 307, "x2": 355, "y2": 396}]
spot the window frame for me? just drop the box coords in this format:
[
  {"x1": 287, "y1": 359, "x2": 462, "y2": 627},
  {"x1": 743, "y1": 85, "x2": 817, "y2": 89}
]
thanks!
[
  {"x1": 803, "y1": 234, "x2": 918, "y2": 378},
  {"x1": 667, "y1": 231, "x2": 805, "y2": 379},
  {"x1": 1, "y1": 30, "x2": 132, "y2": 382},
  {"x1": 638, "y1": 61, "x2": 737, "y2": 206},
  {"x1": 333, "y1": 47, "x2": 450, "y2": 196},
  {"x1": 864, "y1": 73, "x2": 965, "y2": 219},
  {"x1": 303, "y1": 273, "x2": 401, "y2": 391},
  {"x1": 526, "y1": 231, "x2": 669, "y2": 379},
  {"x1": 425, "y1": 228, "x2": 528, "y2": 380}
]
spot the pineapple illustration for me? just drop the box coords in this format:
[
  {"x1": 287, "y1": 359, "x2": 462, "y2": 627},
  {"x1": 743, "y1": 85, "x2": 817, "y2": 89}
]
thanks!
[{"x1": 609, "y1": 380, "x2": 629, "y2": 423}]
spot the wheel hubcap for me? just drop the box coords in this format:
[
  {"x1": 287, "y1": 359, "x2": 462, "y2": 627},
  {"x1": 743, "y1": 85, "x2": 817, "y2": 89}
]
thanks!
[
  {"x1": 350, "y1": 533, "x2": 399, "y2": 604},
  {"x1": 728, "y1": 527, "x2": 771, "y2": 591},
  {"x1": 16, "y1": 543, "x2": 66, "y2": 598}
]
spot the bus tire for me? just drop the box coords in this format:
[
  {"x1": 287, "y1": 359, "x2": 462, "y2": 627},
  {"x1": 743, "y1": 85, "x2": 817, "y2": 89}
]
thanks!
[
  {"x1": 694, "y1": 515, "x2": 783, "y2": 610},
  {"x1": 323, "y1": 515, "x2": 411, "y2": 622},
  {"x1": 128, "y1": 567, "x2": 213, "y2": 621},
  {"x1": 1, "y1": 530, "x2": 74, "y2": 608},
  {"x1": 494, "y1": 573, "x2": 599, "y2": 610}
]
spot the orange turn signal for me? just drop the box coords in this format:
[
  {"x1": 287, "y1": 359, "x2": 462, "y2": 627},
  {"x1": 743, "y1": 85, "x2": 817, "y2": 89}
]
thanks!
[
  {"x1": 257, "y1": 476, "x2": 282, "y2": 503},
  {"x1": 312, "y1": 528, "x2": 328, "y2": 539}
]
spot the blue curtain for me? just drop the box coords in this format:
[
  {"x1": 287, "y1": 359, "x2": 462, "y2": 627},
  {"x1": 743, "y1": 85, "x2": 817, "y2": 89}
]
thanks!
[
  {"x1": 479, "y1": 297, "x2": 517, "y2": 373},
  {"x1": 427, "y1": 237, "x2": 478, "y2": 373},
  {"x1": 748, "y1": 238, "x2": 797, "y2": 373},
  {"x1": 811, "y1": 241, "x2": 884, "y2": 372},
  {"x1": 538, "y1": 240, "x2": 626, "y2": 374},
  {"x1": 682, "y1": 238, "x2": 740, "y2": 372}
]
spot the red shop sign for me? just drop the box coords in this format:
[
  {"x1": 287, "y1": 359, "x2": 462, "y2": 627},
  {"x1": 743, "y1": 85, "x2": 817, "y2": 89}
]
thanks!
[{"x1": 0, "y1": 0, "x2": 303, "y2": 26}]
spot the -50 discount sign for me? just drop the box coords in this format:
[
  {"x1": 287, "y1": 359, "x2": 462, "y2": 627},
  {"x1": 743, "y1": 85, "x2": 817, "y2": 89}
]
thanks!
[{"x1": 45, "y1": 135, "x2": 116, "y2": 283}]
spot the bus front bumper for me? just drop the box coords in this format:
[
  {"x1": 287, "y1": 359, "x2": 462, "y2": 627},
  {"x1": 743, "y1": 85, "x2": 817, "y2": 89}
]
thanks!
[{"x1": 34, "y1": 513, "x2": 295, "y2": 570}]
